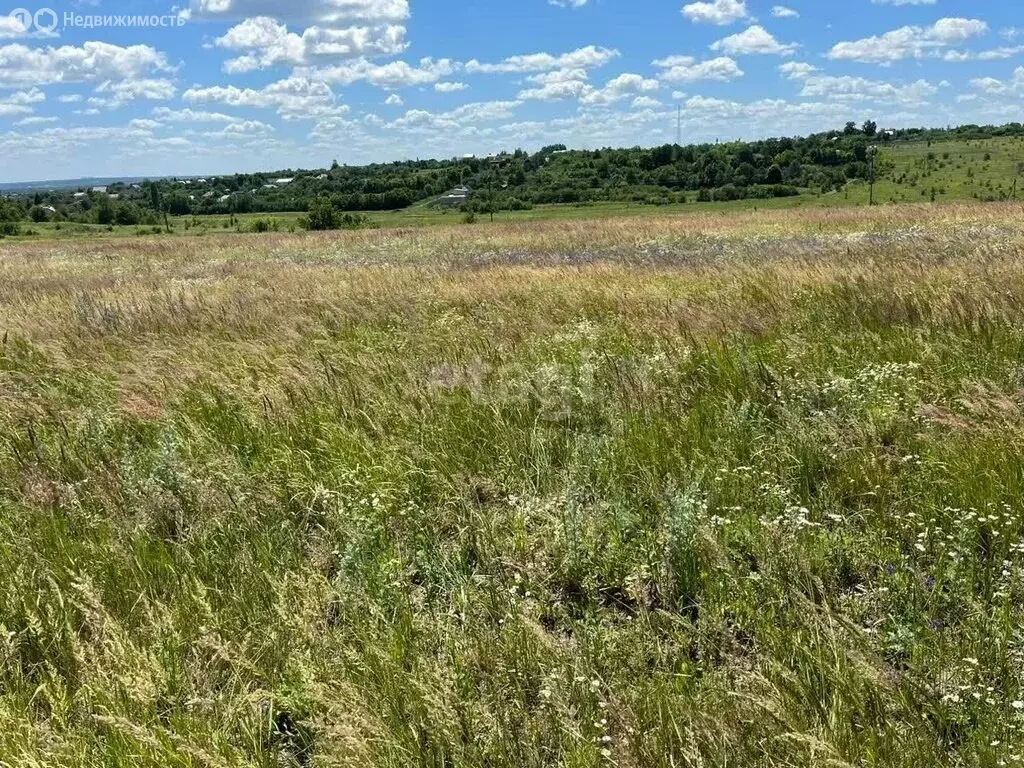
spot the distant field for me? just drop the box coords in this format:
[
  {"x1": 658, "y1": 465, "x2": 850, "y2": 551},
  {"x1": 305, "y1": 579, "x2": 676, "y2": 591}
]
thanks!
[
  {"x1": 870, "y1": 135, "x2": 1024, "y2": 205},
  {"x1": 6, "y1": 136, "x2": 1020, "y2": 242},
  {"x1": 5, "y1": 195, "x2": 834, "y2": 240},
  {"x1": 5, "y1": 204, "x2": 1024, "y2": 765}
]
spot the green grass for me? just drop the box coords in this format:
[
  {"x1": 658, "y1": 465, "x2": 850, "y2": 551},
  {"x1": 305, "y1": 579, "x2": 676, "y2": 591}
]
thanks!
[
  {"x1": 9, "y1": 196, "x2": 828, "y2": 241},
  {"x1": 4, "y1": 204, "x2": 1024, "y2": 765},
  {"x1": 9, "y1": 135, "x2": 1021, "y2": 243},
  {"x1": 866, "y1": 136, "x2": 1024, "y2": 205}
]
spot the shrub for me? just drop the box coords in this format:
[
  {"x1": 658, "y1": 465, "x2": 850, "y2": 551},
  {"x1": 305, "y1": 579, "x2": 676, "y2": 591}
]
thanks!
[
  {"x1": 115, "y1": 204, "x2": 142, "y2": 226},
  {"x1": 338, "y1": 213, "x2": 375, "y2": 230},
  {"x1": 301, "y1": 198, "x2": 339, "y2": 231},
  {"x1": 251, "y1": 217, "x2": 280, "y2": 233}
]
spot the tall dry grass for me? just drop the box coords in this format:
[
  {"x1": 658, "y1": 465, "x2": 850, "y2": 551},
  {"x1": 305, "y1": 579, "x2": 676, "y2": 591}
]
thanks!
[{"x1": 2, "y1": 204, "x2": 1024, "y2": 766}]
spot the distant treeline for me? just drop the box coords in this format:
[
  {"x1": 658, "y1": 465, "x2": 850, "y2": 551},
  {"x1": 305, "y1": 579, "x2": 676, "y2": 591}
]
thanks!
[{"x1": 2, "y1": 121, "x2": 1024, "y2": 233}]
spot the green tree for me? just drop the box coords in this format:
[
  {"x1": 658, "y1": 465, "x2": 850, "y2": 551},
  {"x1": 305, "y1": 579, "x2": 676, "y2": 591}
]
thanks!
[
  {"x1": 0, "y1": 197, "x2": 22, "y2": 236},
  {"x1": 304, "y1": 198, "x2": 339, "y2": 231},
  {"x1": 114, "y1": 203, "x2": 142, "y2": 226},
  {"x1": 164, "y1": 193, "x2": 191, "y2": 216},
  {"x1": 95, "y1": 196, "x2": 115, "y2": 225}
]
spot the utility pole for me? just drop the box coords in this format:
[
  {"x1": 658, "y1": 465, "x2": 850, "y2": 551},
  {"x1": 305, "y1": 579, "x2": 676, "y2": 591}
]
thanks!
[
  {"x1": 488, "y1": 155, "x2": 503, "y2": 223},
  {"x1": 487, "y1": 172, "x2": 494, "y2": 223},
  {"x1": 676, "y1": 105, "x2": 682, "y2": 147},
  {"x1": 868, "y1": 145, "x2": 877, "y2": 206}
]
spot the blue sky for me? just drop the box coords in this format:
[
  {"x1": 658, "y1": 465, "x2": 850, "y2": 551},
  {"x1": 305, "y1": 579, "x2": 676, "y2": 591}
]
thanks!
[{"x1": 0, "y1": 0, "x2": 1022, "y2": 181}]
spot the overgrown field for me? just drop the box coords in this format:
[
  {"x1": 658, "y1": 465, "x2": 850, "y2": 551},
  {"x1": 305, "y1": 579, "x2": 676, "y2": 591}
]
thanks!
[
  {"x1": 871, "y1": 136, "x2": 1024, "y2": 206},
  {"x1": 4, "y1": 204, "x2": 1024, "y2": 766}
]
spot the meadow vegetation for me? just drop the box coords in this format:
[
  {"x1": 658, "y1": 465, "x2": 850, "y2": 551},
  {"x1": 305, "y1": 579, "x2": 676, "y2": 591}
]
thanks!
[
  {"x1": 864, "y1": 135, "x2": 1024, "y2": 206},
  {"x1": 3, "y1": 203, "x2": 1024, "y2": 765},
  {"x1": 4, "y1": 123, "x2": 1024, "y2": 242}
]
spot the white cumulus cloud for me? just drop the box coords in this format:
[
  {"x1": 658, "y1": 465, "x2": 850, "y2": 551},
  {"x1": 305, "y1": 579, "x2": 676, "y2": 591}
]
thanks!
[
  {"x1": 828, "y1": 18, "x2": 988, "y2": 63},
  {"x1": 181, "y1": 0, "x2": 409, "y2": 25},
  {"x1": 214, "y1": 15, "x2": 407, "y2": 72},
  {"x1": 0, "y1": 41, "x2": 171, "y2": 88},
  {"x1": 682, "y1": 0, "x2": 748, "y2": 25},
  {"x1": 798, "y1": 74, "x2": 939, "y2": 103},
  {"x1": 465, "y1": 45, "x2": 619, "y2": 74},
  {"x1": 152, "y1": 106, "x2": 236, "y2": 122},
  {"x1": 653, "y1": 55, "x2": 744, "y2": 83},
  {"x1": 296, "y1": 57, "x2": 455, "y2": 88},
  {"x1": 778, "y1": 61, "x2": 818, "y2": 79},
  {"x1": 184, "y1": 76, "x2": 345, "y2": 119},
  {"x1": 434, "y1": 81, "x2": 468, "y2": 92},
  {"x1": 580, "y1": 72, "x2": 659, "y2": 105},
  {"x1": 711, "y1": 26, "x2": 798, "y2": 56},
  {"x1": 970, "y1": 66, "x2": 1024, "y2": 96}
]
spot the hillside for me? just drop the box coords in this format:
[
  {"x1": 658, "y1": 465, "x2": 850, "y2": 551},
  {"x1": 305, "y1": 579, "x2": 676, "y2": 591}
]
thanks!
[
  {"x1": 1, "y1": 122, "x2": 1023, "y2": 235},
  {"x1": 881, "y1": 135, "x2": 1024, "y2": 204}
]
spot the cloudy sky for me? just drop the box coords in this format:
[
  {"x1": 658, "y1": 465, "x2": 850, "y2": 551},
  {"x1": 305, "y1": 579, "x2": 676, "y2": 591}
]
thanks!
[{"x1": 0, "y1": 0, "x2": 1022, "y2": 181}]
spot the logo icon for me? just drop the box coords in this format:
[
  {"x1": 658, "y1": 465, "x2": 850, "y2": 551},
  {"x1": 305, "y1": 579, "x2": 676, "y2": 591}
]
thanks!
[
  {"x1": 8, "y1": 7, "x2": 58, "y2": 33},
  {"x1": 33, "y1": 7, "x2": 56, "y2": 32},
  {"x1": 8, "y1": 7, "x2": 32, "y2": 30}
]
